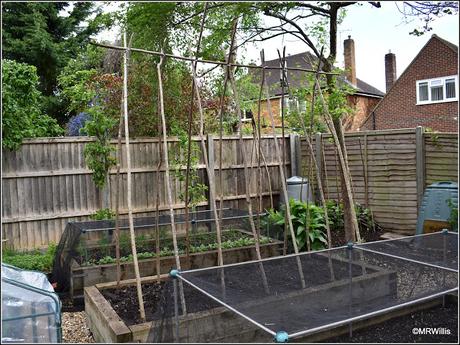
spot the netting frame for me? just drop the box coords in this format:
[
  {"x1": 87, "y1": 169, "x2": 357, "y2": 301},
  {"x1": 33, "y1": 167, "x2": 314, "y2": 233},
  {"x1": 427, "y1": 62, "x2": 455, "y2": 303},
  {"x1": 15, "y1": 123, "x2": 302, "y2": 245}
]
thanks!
[{"x1": 171, "y1": 230, "x2": 458, "y2": 342}]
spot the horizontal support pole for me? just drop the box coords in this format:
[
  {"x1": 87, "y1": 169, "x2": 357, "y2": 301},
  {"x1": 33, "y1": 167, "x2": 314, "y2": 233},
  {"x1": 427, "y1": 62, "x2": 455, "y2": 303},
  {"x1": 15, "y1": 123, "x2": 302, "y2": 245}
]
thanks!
[{"x1": 90, "y1": 40, "x2": 339, "y2": 76}]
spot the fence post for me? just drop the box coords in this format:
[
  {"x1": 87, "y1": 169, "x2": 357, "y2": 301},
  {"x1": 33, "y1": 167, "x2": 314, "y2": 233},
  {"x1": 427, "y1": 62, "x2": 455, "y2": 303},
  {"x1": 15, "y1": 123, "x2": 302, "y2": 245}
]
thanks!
[
  {"x1": 416, "y1": 126, "x2": 426, "y2": 212},
  {"x1": 207, "y1": 134, "x2": 216, "y2": 212},
  {"x1": 289, "y1": 133, "x2": 300, "y2": 176},
  {"x1": 315, "y1": 133, "x2": 323, "y2": 203}
]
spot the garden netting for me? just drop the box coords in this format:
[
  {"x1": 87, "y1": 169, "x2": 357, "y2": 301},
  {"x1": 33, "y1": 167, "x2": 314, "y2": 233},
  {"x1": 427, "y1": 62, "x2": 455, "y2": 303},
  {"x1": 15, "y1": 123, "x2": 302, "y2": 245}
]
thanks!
[
  {"x1": 145, "y1": 230, "x2": 458, "y2": 342},
  {"x1": 51, "y1": 208, "x2": 274, "y2": 293}
]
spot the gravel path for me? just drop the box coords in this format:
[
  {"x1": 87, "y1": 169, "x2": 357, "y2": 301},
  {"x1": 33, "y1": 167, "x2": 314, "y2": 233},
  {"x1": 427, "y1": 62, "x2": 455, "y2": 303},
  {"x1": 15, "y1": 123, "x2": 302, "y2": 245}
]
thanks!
[{"x1": 61, "y1": 311, "x2": 94, "y2": 343}]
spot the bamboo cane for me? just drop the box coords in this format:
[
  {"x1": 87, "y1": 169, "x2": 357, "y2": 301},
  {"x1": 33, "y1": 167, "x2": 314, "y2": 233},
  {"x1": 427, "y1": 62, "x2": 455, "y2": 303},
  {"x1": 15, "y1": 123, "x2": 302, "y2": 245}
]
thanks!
[
  {"x1": 157, "y1": 51, "x2": 187, "y2": 314},
  {"x1": 183, "y1": 2, "x2": 209, "y2": 269},
  {"x1": 90, "y1": 40, "x2": 339, "y2": 75},
  {"x1": 115, "y1": 33, "x2": 133, "y2": 288},
  {"x1": 122, "y1": 31, "x2": 145, "y2": 322},
  {"x1": 190, "y1": 65, "x2": 224, "y2": 267},
  {"x1": 261, "y1": 50, "x2": 306, "y2": 288},
  {"x1": 314, "y1": 77, "x2": 362, "y2": 243},
  {"x1": 154, "y1": 93, "x2": 163, "y2": 283},
  {"x1": 228, "y1": 22, "x2": 269, "y2": 292},
  {"x1": 114, "y1": 105, "x2": 123, "y2": 288}
]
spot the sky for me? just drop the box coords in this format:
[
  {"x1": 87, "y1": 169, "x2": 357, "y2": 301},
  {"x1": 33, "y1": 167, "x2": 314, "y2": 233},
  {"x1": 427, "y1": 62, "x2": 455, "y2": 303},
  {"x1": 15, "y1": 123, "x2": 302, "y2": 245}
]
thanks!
[
  {"x1": 242, "y1": 1, "x2": 459, "y2": 92},
  {"x1": 96, "y1": 1, "x2": 459, "y2": 93}
]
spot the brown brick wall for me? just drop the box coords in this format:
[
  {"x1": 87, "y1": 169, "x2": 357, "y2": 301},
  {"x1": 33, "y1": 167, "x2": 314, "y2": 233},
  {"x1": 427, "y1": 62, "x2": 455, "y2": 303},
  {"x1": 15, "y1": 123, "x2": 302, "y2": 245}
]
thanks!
[
  {"x1": 345, "y1": 95, "x2": 381, "y2": 132},
  {"x1": 362, "y1": 36, "x2": 458, "y2": 132},
  {"x1": 259, "y1": 97, "x2": 282, "y2": 128},
  {"x1": 258, "y1": 95, "x2": 381, "y2": 132}
]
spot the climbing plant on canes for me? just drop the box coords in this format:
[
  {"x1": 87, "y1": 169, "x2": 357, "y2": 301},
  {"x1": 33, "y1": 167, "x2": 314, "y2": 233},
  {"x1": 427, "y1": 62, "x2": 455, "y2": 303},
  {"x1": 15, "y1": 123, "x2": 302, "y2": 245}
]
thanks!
[{"x1": 58, "y1": 57, "x2": 120, "y2": 188}]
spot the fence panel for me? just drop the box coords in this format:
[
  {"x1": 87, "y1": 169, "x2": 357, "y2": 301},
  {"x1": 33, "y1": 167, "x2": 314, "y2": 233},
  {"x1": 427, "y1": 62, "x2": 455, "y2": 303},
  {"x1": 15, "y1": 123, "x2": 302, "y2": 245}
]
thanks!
[
  {"x1": 300, "y1": 128, "x2": 457, "y2": 236},
  {"x1": 2, "y1": 135, "x2": 290, "y2": 250},
  {"x1": 425, "y1": 133, "x2": 458, "y2": 185}
]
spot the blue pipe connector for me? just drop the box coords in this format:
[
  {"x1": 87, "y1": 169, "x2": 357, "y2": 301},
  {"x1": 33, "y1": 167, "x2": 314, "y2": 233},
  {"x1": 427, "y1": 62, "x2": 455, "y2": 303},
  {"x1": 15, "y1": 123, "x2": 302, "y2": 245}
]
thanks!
[
  {"x1": 169, "y1": 269, "x2": 180, "y2": 278},
  {"x1": 442, "y1": 228, "x2": 449, "y2": 234},
  {"x1": 347, "y1": 241, "x2": 354, "y2": 250},
  {"x1": 275, "y1": 331, "x2": 289, "y2": 343}
]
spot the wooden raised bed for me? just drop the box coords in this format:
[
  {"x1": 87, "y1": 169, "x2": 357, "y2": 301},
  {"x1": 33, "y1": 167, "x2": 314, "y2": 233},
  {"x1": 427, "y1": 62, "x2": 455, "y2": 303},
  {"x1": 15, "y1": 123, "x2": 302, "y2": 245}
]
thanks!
[
  {"x1": 84, "y1": 257, "x2": 429, "y2": 343},
  {"x1": 71, "y1": 232, "x2": 282, "y2": 303}
]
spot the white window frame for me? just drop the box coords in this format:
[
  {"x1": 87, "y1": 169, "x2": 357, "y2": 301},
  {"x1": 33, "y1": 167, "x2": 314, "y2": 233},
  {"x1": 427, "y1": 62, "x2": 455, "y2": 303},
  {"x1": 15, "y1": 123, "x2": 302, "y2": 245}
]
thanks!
[
  {"x1": 416, "y1": 75, "x2": 458, "y2": 105},
  {"x1": 241, "y1": 108, "x2": 253, "y2": 122}
]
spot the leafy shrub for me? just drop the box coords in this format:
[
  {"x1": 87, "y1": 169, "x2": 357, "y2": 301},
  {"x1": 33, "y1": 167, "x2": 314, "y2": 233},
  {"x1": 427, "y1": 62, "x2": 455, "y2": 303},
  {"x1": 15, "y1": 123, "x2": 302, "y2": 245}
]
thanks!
[
  {"x1": 2, "y1": 59, "x2": 64, "y2": 150},
  {"x1": 448, "y1": 199, "x2": 458, "y2": 231},
  {"x1": 66, "y1": 112, "x2": 91, "y2": 136},
  {"x1": 2, "y1": 243, "x2": 57, "y2": 273},
  {"x1": 58, "y1": 56, "x2": 119, "y2": 188},
  {"x1": 267, "y1": 199, "x2": 380, "y2": 250},
  {"x1": 91, "y1": 208, "x2": 116, "y2": 220},
  {"x1": 325, "y1": 200, "x2": 380, "y2": 240},
  {"x1": 268, "y1": 199, "x2": 328, "y2": 251}
]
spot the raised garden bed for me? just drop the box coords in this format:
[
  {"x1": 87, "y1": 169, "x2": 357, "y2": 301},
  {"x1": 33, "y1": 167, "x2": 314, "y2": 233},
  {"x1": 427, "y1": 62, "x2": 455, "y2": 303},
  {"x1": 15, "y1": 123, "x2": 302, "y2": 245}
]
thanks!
[
  {"x1": 85, "y1": 254, "x2": 401, "y2": 343},
  {"x1": 70, "y1": 229, "x2": 282, "y2": 303}
]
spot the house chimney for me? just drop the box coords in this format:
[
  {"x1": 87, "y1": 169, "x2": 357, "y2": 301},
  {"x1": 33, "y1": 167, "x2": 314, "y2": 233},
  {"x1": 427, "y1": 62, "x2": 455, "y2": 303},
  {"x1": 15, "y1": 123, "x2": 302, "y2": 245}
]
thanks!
[
  {"x1": 385, "y1": 50, "x2": 397, "y2": 92},
  {"x1": 344, "y1": 35, "x2": 356, "y2": 86}
]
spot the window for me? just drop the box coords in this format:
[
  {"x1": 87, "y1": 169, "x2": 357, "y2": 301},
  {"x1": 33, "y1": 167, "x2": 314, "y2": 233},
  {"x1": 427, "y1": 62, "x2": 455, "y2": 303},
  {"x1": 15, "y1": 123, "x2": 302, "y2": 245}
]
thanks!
[
  {"x1": 416, "y1": 75, "x2": 458, "y2": 104},
  {"x1": 299, "y1": 99, "x2": 307, "y2": 113},
  {"x1": 242, "y1": 109, "x2": 253, "y2": 122},
  {"x1": 280, "y1": 96, "x2": 299, "y2": 117},
  {"x1": 446, "y1": 78, "x2": 456, "y2": 98}
]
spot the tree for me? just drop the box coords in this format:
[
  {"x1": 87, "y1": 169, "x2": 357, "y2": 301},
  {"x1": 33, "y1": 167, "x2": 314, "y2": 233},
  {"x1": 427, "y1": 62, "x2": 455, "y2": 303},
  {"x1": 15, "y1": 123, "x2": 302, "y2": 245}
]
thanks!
[
  {"x1": 2, "y1": 2, "x2": 110, "y2": 123},
  {"x1": 169, "y1": 1, "x2": 370, "y2": 242},
  {"x1": 57, "y1": 46, "x2": 120, "y2": 188},
  {"x1": 2, "y1": 60, "x2": 64, "y2": 150},
  {"x1": 396, "y1": 1, "x2": 459, "y2": 36}
]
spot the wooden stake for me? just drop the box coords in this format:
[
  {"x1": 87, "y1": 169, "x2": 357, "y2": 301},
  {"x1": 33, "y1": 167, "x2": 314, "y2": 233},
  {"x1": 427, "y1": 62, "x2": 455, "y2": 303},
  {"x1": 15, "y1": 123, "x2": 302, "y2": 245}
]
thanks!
[
  {"x1": 183, "y1": 3, "x2": 209, "y2": 269},
  {"x1": 157, "y1": 51, "x2": 187, "y2": 313},
  {"x1": 228, "y1": 21, "x2": 269, "y2": 292},
  {"x1": 114, "y1": 104, "x2": 123, "y2": 288},
  {"x1": 314, "y1": 77, "x2": 361, "y2": 243},
  {"x1": 122, "y1": 30, "x2": 145, "y2": 322},
  {"x1": 261, "y1": 50, "x2": 306, "y2": 288},
  {"x1": 291, "y1": 51, "x2": 333, "y2": 250},
  {"x1": 154, "y1": 90, "x2": 163, "y2": 283},
  {"x1": 115, "y1": 33, "x2": 133, "y2": 288},
  {"x1": 91, "y1": 40, "x2": 339, "y2": 75},
  {"x1": 217, "y1": 17, "x2": 239, "y2": 223},
  {"x1": 190, "y1": 62, "x2": 227, "y2": 300},
  {"x1": 190, "y1": 64, "x2": 224, "y2": 267}
]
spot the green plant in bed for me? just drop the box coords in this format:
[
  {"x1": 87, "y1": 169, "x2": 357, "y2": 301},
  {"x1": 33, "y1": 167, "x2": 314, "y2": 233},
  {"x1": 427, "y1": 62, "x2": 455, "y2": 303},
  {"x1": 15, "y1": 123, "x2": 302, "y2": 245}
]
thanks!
[
  {"x1": 2, "y1": 243, "x2": 57, "y2": 273},
  {"x1": 81, "y1": 230, "x2": 273, "y2": 266}
]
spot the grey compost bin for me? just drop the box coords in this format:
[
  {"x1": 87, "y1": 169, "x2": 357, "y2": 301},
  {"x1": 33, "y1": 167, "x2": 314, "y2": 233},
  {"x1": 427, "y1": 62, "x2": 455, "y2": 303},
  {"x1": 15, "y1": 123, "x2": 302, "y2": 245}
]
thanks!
[
  {"x1": 281, "y1": 176, "x2": 313, "y2": 204},
  {"x1": 416, "y1": 181, "x2": 458, "y2": 234}
]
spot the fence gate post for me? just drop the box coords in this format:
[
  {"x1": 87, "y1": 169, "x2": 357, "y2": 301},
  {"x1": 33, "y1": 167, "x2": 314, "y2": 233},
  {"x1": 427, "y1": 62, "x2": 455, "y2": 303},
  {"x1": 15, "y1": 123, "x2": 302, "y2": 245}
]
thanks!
[
  {"x1": 207, "y1": 134, "x2": 216, "y2": 212},
  {"x1": 415, "y1": 126, "x2": 426, "y2": 213}
]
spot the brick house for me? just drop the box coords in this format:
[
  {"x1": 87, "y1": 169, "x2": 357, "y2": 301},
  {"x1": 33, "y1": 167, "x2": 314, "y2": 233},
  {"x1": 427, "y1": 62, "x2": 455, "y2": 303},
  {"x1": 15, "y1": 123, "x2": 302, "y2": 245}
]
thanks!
[
  {"x1": 360, "y1": 34, "x2": 458, "y2": 132},
  {"x1": 249, "y1": 37, "x2": 384, "y2": 132}
]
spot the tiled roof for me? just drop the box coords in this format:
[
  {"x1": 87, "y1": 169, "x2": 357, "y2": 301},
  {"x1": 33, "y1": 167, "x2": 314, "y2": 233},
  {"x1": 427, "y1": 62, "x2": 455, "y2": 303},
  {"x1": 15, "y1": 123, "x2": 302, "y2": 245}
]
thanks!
[{"x1": 251, "y1": 51, "x2": 384, "y2": 98}]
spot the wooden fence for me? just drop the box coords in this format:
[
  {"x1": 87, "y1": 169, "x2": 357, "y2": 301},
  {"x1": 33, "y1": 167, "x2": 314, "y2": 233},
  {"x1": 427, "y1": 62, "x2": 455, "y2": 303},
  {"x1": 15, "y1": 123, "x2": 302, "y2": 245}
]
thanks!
[
  {"x1": 2, "y1": 127, "x2": 457, "y2": 249},
  {"x1": 2, "y1": 135, "x2": 293, "y2": 250},
  {"x1": 298, "y1": 127, "x2": 458, "y2": 235}
]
